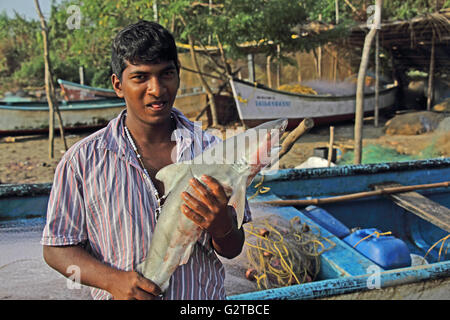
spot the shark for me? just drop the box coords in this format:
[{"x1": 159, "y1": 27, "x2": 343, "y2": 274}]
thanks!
[{"x1": 136, "y1": 118, "x2": 288, "y2": 292}]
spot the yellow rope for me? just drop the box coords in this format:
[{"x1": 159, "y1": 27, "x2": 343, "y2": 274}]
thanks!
[
  {"x1": 248, "y1": 175, "x2": 271, "y2": 200},
  {"x1": 424, "y1": 234, "x2": 450, "y2": 262},
  {"x1": 244, "y1": 217, "x2": 335, "y2": 290},
  {"x1": 352, "y1": 231, "x2": 393, "y2": 248}
]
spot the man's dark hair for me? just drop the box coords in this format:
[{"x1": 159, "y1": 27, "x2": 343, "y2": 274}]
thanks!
[{"x1": 111, "y1": 20, "x2": 179, "y2": 81}]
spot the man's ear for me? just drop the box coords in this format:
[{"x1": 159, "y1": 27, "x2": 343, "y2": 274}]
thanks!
[{"x1": 111, "y1": 74, "x2": 124, "y2": 98}]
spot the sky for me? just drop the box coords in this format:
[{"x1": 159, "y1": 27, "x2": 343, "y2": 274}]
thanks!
[{"x1": 0, "y1": 0, "x2": 57, "y2": 20}]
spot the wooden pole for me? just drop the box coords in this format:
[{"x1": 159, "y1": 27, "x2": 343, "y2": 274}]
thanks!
[
  {"x1": 267, "y1": 55, "x2": 272, "y2": 88},
  {"x1": 427, "y1": 29, "x2": 436, "y2": 111},
  {"x1": 335, "y1": 0, "x2": 339, "y2": 24},
  {"x1": 258, "y1": 181, "x2": 450, "y2": 207},
  {"x1": 354, "y1": 0, "x2": 382, "y2": 164},
  {"x1": 34, "y1": 0, "x2": 67, "y2": 159},
  {"x1": 278, "y1": 118, "x2": 314, "y2": 160},
  {"x1": 374, "y1": 31, "x2": 380, "y2": 127},
  {"x1": 248, "y1": 53, "x2": 256, "y2": 83},
  {"x1": 276, "y1": 45, "x2": 281, "y2": 88},
  {"x1": 267, "y1": 118, "x2": 314, "y2": 171},
  {"x1": 79, "y1": 66, "x2": 84, "y2": 85},
  {"x1": 327, "y1": 126, "x2": 335, "y2": 167}
]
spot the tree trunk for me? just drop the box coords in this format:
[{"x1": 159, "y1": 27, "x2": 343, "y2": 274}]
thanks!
[
  {"x1": 179, "y1": 16, "x2": 218, "y2": 127},
  {"x1": 427, "y1": 30, "x2": 436, "y2": 111},
  {"x1": 374, "y1": 31, "x2": 380, "y2": 127},
  {"x1": 354, "y1": 0, "x2": 382, "y2": 164},
  {"x1": 34, "y1": 0, "x2": 67, "y2": 159}
]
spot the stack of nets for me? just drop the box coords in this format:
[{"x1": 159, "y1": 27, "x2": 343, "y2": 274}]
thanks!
[
  {"x1": 243, "y1": 214, "x2": 335, "y2": 290},
  {"x1": 277, "y1": 84, "x2": 318, "y2": 95}
]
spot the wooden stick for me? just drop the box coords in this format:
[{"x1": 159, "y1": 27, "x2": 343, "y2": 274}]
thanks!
[
  {"x1": 266, "y1": 118, "x2": 314, "y2": 171},
  {"x1": 278, "y1": 118, "x2": 314, "y2": 160},
  {"x1": 258, "y1": 181, "x2": 450, "y2": 207},
  {"x1": 327, "y1": 126, "x2": 334, "y2": 167}
]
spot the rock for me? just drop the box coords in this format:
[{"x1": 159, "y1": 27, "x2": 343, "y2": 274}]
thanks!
[
  {"x1": 295, "y1": 156, "x2": 336, "y2": 169},
  {"x1": 436, "y1": 117, "x2": 450, "y2": 133},
  {"x1": 433, "y1": 98, "x2": 450, "y2": 113},
  {"x1": 384, "y1": 111, "x2": 445, "y2": 135}
]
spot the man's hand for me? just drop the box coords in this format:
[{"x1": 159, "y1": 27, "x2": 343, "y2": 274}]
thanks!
[
  {"x1": 42, "y1": 245, "x2": 162, "y2": 300},
  {"x1": 181, "y1": 175, "x2": 233, "y2": 239},
  {"x1": 180, "y1": 175, "x2": 245, "y2": 258},
  {"x1": 108, "y1": 270, "x2": 162, "y2": 300}
]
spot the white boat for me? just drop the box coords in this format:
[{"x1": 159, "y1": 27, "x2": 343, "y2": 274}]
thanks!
[{"x1": 229, "y1": 78, "x2": 398, "y2": 128}]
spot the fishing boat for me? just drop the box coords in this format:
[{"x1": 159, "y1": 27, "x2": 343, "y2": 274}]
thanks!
[
  {"x1": 224, "y1": 157, "x2": 450, "y2": 299},
  {"x1": 57, "y1": 79, "x2": 118, "y2": 101},
  {"x1": 1, "y1": 158, "x2": 448, "y2": 299},
  {"x1": 57, "y1": 78, "x2": 209, "y2": 119},
  {"x1": 229, "y1": 78, "x2": 398, "y2": 129},
  {"x1": 0, "y1": 98, "x2": 126, "y2": 136}
]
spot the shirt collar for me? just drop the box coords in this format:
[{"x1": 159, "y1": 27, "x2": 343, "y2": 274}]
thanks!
[{"x1": 98, "y1": 108, "x2": 201, "y2": 164}]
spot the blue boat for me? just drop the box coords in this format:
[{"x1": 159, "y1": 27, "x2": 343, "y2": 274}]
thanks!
[
  {"x1": 225, "y1": 158, "x2": 450, "y2": 299},
  {"x1": 1, "y1": 158, "x2": 449, "y2": 299}
]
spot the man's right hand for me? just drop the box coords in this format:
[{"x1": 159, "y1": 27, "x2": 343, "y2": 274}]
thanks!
[{"x1": 43, "y1": 245, "x2": 162, "y2": 300}]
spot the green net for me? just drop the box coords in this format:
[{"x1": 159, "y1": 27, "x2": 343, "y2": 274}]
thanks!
[{"x1": 338, "y1": 142, "x2": 442, "y2": 165}]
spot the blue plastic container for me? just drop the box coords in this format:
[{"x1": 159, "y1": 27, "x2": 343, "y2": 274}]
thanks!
[
  {"x1": 343, "y1": 228, "x2": 411, "y2": 270},
  {"x1": 302, "y1": 205, "x2": 351, "y2": 239}
]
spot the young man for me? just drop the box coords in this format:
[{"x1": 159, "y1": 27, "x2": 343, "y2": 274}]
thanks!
[{"x1": 41, "y1": 20, "x2": 250, "y2": 300}]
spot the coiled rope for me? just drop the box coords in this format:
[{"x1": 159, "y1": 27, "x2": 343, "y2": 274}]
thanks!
[{"x1": 243, "y1": 216, "x2": 335, "y2": 290}]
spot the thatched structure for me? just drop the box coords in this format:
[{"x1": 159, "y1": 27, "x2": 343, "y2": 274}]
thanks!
[{"x1": 347, "y1": 9, "x2": 450, "y2": 75}]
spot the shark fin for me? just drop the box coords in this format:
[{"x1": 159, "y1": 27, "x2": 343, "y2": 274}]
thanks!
[
  {"x1": 228, "y1": 175, "x2": 248, "y2": 229},
  {"x1": 156, "y1": 164, "x2": 189, "y2": 195}
]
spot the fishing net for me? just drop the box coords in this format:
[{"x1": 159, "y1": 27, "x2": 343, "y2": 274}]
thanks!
[
  {"x1": 242, "y1": 212, "x2": 335, "y2": 290},
  {"x1": 339, "y1": 144, "x2": 417, "y2": 165},
  {"x1": 277, "y1": 84, "x2": 318, "y2": 95}
]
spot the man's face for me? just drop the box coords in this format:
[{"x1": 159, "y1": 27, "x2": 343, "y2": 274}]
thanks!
[{"x1": 112, "y1": 60, "x2": 180, "y2": 126}]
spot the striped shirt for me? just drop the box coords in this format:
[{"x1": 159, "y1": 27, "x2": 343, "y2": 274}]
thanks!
[{"x1": 41, "y1": 108, "x2": 251, "y2": 300}]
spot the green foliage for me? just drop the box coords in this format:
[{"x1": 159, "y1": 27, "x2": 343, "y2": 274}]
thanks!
[
  {"x1": 0, "y1": 0, "x2": 445, "y2": 95},
  {"x1": 383, "y1": 0, "x2": 438, "y2": 20}
]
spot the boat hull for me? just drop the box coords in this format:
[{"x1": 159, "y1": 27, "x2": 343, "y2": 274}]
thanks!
[
  {"x1": 229, "y1": 78, "x2": 398, "y2": 128},
  {"x1": 225, "y1": 158, "x2": 450, "y2": 299},
  {"x1": 0, "y1": 99, "x2": 126, "y2": 135}
]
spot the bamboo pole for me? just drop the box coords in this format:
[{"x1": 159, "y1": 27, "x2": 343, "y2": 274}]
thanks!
[
  {"x1": 427, "y1": 29, "x2": 436, "y2": 111},
  {"x1": 354, "y1": 0, "x2": 382, "y2": 164},
  {"x1": 327, "y1": 126, "x2": 335, "y2": 167},
  {"x1": 267, "y1": 55, "x2": 273, "y2": 88},
  {"x1": 258, "y1": 181, "x2": 450, "y2": 207},
  {"x1": 374, "y1": 31, "x2": 380, "y2": 127}
]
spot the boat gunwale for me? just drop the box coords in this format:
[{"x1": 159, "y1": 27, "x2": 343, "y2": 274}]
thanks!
[
  {"x1": 231, "y1": 77, "x2": 398, "y2": 101},
  {"x1": 256, "y1": 158, "x2": 450, "y2": 184}
]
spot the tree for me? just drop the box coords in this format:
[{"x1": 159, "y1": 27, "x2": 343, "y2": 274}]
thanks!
[
  {"x1": 34, "y1": 0, "x2": 67, "y2": 159},
  {"x1": 354, "y1": 0, "x2": 383, "y2": 164},
  {"x1": 156, "y1": 0, "x2": 346, "y2": 127}
]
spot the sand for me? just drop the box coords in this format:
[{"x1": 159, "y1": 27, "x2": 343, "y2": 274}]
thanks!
[{"x1": 2, "y1": 115, "x2": 446, "y2": 184}]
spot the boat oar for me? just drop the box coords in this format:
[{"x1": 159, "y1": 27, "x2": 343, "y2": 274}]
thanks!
[{"x1": 257, "y1": 181, "x2": 450, "y2": 207}]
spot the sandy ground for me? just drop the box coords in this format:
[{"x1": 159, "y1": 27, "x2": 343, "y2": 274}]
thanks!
[
  {"x1": 0, "y1": 115, "x2": 449, "y2": 300},
  {"x1": 1, "y1": 115, "x2": 447, "y2": 184}
]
